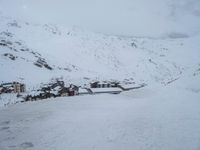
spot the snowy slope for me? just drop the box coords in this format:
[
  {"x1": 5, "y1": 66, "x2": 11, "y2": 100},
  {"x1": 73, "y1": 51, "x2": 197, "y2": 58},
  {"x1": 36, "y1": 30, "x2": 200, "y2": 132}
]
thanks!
[
  {"x1": 0, "y1": 79, "x2": 200, "y2": 150},
  {"x1": 1, "y1": 15, "x2": 200, "y2": 89}
]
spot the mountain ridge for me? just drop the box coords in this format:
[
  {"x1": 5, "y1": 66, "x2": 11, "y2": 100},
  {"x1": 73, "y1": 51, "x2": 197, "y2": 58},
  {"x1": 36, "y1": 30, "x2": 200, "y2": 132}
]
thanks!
[{"x1": 0, "y1": 15, "x2": 199, "y2": 89}]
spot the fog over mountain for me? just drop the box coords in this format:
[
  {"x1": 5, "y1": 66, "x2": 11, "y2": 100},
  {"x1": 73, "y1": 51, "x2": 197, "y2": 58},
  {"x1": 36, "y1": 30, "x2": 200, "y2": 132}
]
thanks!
[{"x1": 0, "y1": 0, "x2": 200, "y2": 37}]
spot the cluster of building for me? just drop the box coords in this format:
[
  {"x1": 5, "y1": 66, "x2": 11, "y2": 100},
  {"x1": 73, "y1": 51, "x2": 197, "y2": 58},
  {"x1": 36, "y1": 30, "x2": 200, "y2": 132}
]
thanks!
[
  {"x1": 25, "y1": 80, "x2": 127, "y2": 101},
  {"x1": 25, "y1": 81, "x2": 79, "y2": 101},
  {"x1": 0, "y1": 80, "x2": 146, "y2": 102},
  {"x1": 0, "y1": 82, "x2": 25, "y2": 94}
]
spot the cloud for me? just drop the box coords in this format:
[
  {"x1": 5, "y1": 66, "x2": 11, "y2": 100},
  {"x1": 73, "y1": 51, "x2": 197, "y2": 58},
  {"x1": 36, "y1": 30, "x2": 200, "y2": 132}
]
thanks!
[{"x1": 0, "y1": 0, "x2": 200, "y2": 37}]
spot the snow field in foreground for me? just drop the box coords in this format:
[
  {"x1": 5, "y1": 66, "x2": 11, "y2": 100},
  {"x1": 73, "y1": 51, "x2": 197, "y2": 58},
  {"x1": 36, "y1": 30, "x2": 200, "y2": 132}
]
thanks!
[{"x1": 0, "y1": 83, "x2": 200, "y2": 150}]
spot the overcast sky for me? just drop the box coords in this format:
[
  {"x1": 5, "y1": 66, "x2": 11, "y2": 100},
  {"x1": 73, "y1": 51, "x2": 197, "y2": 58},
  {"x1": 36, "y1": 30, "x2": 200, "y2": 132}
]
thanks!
[{"x1": 0, "y1": 0, "x2": 200, "y2": 37}]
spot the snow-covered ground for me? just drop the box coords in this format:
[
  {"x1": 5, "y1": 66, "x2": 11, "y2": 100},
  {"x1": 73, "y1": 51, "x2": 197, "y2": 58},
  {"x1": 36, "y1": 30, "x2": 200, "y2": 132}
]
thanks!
[
  {"x1": 0, "y1": 76, "x2": 200, "y2": 150},
  {"x1": 0, "y1": 94, "x2": 22, "y2": 107}
]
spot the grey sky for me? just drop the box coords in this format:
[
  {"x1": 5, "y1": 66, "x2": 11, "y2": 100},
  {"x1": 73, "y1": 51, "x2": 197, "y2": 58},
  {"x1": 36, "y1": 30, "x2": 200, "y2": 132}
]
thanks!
[{"x1": 0, "y1": 0, "x2": 200, "y2": 37}]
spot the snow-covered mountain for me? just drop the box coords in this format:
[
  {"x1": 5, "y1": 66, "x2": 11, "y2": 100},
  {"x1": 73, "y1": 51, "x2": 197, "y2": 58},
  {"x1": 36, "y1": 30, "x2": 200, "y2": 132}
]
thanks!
[{"x1": 0, "y1": 15, "x2": 200, "y2": 89}]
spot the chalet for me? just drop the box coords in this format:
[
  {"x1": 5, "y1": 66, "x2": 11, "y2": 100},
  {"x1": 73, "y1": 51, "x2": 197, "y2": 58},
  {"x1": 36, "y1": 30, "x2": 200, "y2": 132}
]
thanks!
[
  {"x1": 68, "y1": 84, "x2": 79, "y2": 96},
  {"x1": 90, "y1": 81, "x2": 99, "y2": 88},
  {"x1": 51, "y1": 80, "x2": 64, "y2": 89},
  {"x1": 26, "y1": 91, "x2": 43, "y2": 101},
  {"x1": 39, "y1": 80, "x2": 65, "y2": 96},
  {"x1": 0, "y1": 82, "x2": 14, "y2": 93},
  {"x1": 90, "y1": 81, "x2": 119, "y2": 88},
  {"x1": 58, "y1": 87, "x2": 69, "y2": 97}
]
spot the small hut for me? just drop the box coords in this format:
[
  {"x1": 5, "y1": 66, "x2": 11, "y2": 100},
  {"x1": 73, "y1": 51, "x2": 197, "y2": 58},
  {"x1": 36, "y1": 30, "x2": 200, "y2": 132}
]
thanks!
[{"x1": 58, "y1": 87, "x2": 69, "y2": 97}]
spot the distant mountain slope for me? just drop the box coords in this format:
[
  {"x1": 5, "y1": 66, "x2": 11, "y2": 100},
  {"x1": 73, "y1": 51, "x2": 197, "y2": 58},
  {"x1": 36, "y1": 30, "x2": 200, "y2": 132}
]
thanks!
[{"x1": 0, "y1": 16, "x2": 200, "y2": 89}]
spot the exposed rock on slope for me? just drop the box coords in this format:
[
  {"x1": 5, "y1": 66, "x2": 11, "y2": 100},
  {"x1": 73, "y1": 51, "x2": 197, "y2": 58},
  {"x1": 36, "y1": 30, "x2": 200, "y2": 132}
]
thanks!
[{"x1": 0, "y1": 16, "x2": 200, "y2": 88}]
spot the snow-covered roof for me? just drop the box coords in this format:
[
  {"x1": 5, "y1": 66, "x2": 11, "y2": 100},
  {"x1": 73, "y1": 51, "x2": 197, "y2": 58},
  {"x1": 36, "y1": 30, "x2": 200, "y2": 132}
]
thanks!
[
  {"x1": 90, "y1": 88, "x2": 122, "y2": 93},
  {"x1": 2, "y1": 84, "x2": 13, "y2": 87},
  {"x1": 79, "y1": 88, "x2": 89, "y2": 94},
  {"x1": 119, "y1": 83, "x2": 146, "y2": 89},
  {"x1": 53, "y1": 86, "x2": 62, "y2": 91},
  {"x1": 119, "y1": 84, "x2": 136, "y2": 88},
  {"x1": 50, "y1": 90, "x2": 59, "y2": 95}
]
